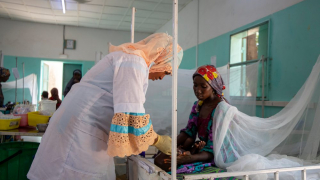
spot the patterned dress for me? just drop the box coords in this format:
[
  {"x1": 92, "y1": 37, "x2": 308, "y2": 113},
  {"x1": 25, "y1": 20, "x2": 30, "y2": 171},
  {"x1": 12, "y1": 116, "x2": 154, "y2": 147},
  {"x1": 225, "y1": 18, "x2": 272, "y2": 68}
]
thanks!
[
  {"x1": 181, "y1": 101, "x2": 215, "y2": 159},
  {"x1": 172, "y1": 101, "x2": 215, "y2": 175},
  {"x1": 173, "y1": 101, "x2": 239, "y2": 180}
]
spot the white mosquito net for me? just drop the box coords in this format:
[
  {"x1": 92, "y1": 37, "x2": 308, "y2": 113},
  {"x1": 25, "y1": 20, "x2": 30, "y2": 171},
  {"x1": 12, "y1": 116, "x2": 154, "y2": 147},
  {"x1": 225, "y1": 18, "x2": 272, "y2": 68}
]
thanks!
[
  {"x1": 145, "y1": 55, "x2": 320, "y2": 180},
  {"x1": 2, "y1": 74, "x2": 38, "y2": 104},
  {"x1": 223, "y1": 55, "x2": 320, "y2": 179}
]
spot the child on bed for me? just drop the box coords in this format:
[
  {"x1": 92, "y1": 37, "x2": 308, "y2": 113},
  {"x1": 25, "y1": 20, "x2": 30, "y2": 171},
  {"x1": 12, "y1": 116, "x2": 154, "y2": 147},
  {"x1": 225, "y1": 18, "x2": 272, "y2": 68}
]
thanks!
[{"x1": 155, "y1": 65, "x2": 228, "y2": 174}]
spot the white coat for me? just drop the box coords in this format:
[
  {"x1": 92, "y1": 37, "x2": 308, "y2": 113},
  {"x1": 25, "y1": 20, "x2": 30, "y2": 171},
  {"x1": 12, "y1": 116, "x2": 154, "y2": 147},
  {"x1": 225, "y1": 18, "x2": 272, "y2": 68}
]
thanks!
[{"x1": 27, "y1": 51, "x2": 150, "y2": 180}]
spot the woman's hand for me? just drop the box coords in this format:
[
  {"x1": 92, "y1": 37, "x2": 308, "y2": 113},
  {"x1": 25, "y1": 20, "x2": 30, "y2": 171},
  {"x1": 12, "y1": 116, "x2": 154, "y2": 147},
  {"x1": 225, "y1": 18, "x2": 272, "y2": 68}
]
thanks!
[
  {"x1": 164, "y1": 151, "x2": 193, "y2": 165},
  {"x1": 190, "y1": 141, "x2": 206, "y2": 154},
  {"x1": 194, "y1": 141, "x2": 206, "y2": 150}
]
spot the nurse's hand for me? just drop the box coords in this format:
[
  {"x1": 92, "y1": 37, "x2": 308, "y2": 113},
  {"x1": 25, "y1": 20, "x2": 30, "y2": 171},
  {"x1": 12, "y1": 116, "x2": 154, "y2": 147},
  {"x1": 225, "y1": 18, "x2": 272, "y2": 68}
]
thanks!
[{"x1": 153, "y1": 135, "x2": 172, "y2": 155}]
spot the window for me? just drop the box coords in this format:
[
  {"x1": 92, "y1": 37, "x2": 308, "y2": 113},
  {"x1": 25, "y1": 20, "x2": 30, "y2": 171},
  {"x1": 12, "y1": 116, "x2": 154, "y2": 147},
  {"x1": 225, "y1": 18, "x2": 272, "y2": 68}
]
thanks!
[{"x1": 229, "y1": 22, "x2": 269, "y2": 100}]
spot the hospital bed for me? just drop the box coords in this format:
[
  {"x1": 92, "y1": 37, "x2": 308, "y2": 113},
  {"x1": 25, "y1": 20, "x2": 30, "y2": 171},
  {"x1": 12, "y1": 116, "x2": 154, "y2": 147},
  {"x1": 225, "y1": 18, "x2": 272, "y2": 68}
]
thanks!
[
  {"x1": 127, "y1": 155, "x2": 320, "y2": 180},
  {"x1": 126, "y1": 155, "x2": 241, "y2": 180},
  {"x1": 127, "y1": 155, "x2": 171, "y2": 180}
]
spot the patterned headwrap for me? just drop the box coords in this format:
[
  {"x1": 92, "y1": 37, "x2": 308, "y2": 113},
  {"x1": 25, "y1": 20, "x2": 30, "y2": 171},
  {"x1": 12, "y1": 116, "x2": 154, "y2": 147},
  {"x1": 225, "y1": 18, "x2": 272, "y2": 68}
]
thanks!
[{"x1": 193, "y1": 65, "x2": 226, "y2": 99}]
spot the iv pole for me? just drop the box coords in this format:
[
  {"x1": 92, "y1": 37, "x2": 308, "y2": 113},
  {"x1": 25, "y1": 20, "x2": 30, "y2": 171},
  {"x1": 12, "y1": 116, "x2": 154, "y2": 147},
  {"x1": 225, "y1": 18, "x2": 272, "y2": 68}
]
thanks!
[
  {"x1": 171, "y1": 0, "x2": 178, "y2": 179},
  {"x1": 131, "y1": 7, "x2": 136, "y2": 43},
  {"x1": 15, "y1": 57, "x2": 17, "y2": 104},
  {"x1": 23, "y1": 62, "x2": 25, "y2": 104}
]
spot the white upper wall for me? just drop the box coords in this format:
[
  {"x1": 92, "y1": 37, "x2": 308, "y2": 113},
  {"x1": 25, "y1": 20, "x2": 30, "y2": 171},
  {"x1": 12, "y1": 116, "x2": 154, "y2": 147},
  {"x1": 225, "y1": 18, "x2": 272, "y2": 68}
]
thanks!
[
  {"x1": 156, "y1": 0, "x2": 198, "y2": 50},
  {"x1": 0, "y1": 18, "x2": 151, "y2": 61},
  {"x1": 157, "y1": 0, "x2": 303, "y2": 50}
]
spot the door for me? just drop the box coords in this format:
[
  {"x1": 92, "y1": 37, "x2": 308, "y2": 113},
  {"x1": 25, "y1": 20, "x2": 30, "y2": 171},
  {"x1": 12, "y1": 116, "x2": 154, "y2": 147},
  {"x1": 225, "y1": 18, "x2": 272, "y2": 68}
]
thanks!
[
  {"x1": 62, "y1": 64, "x2": 82, "y2": 98},
  {"x1": 42, "y1": 63, "x2": 49, "y2": 92}
]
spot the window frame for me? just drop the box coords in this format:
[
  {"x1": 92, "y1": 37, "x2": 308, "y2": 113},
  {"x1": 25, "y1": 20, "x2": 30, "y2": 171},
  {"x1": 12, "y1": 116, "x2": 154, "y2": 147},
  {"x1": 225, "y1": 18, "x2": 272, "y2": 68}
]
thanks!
[{"x1": 228, "y1": 20, "x2": 271, "y2": 101}]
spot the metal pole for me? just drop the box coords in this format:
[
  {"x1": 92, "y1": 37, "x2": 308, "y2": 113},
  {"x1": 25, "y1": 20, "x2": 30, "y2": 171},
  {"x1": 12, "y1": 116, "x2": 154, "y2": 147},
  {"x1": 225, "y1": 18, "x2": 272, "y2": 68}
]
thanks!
[
  {"x1": 171, "y1": 0, "x2": 178, "y2": 179},
  {"x1": 261, "y1": 55, "x2": 265, "y2": 117},
  {"x1": 22, "y1": 62, "x2": 25, "y2": 104},
  {"x1": 195, "y1": 0, "x2": 199, "y2": 68},
  {"x1": 32, "y1": 74, "x2": 34, "y2": 104},
  {"x1": 274, "y1": 171, "x2": 279, "y2": 180},
  {"x1": 243, "y1": 175, "x2": 249, "y2": 180},
  {"x1": 301, "y1": 169, "x2": 307, "y2": 180},
  {"x1": 131, "y1": 7, "x2": 136, "y2": 43},
  {"x1": 0, "y1": 50, "x2": 2, "y2": 67},
  {"x1": 15, "y1": 57, "x2": 17, "y2": 104},
  {"x1": 63, "y1": 25, "x2": 65, "y2": 55}
]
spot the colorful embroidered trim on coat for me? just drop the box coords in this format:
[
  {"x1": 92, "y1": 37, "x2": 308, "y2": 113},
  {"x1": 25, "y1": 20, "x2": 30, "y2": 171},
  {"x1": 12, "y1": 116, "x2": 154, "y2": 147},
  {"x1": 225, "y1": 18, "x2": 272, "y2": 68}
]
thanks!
[{"x1": 107, "y1": 112, "x2": 157, "y2": 157}]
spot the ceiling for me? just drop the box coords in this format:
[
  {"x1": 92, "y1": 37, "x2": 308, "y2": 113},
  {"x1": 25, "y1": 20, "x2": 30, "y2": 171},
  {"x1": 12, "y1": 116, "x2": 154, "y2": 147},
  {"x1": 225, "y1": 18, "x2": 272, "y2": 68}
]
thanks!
[{"x1": 0, "y1": 0, "x2": 192, "y2": 33}]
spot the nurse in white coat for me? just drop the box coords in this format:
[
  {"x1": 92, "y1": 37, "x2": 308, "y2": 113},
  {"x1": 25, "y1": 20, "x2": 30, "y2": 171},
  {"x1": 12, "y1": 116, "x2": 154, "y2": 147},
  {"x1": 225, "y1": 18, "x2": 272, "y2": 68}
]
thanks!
[{"x1": 27, "y1": 33, "x2": 183, "y2": 180}]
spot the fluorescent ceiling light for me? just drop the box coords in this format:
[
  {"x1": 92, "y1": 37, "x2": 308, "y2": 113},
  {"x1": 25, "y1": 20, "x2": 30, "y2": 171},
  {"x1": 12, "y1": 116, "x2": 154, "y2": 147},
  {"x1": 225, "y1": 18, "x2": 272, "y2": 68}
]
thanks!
[{"x1": 61, "y1": 0, "x2": 66, "y2": 14}]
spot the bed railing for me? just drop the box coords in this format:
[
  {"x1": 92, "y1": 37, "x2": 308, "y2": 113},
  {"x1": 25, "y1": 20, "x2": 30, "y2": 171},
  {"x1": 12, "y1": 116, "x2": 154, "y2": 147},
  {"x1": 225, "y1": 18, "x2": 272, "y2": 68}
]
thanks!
[{"x1": 183, "y1": 165, "x2": 320, "y2": 180}]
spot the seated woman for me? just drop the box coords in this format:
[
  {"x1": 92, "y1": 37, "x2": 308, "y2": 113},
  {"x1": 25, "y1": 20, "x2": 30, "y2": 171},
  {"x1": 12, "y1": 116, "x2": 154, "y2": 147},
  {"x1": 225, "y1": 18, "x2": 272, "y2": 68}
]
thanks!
[
  {"x1": 49, "y1": 88, "x2": 62, "y2": 109},
  {"x1": 155, "y1": 65, "x2": 228, "y2": 173}
]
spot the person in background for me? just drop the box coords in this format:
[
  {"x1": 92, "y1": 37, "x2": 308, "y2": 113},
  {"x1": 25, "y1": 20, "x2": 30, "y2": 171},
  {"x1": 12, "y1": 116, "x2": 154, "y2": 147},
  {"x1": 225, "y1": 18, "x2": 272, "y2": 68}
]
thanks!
[
  {"x1": 63, "y1": 69, "x2": 82, "y2": 97},
  {"x1": 49, "y1": 88, "x2": 62, "y2": 109},
  {"x1": 39, "y1": 91, "x2": 49, "y2": 111},
  {"x1": 0, "y1": 67, "x2": 10, "y2": 107},
  {"x1": 41, "y1": 91, "x2": 48, "y2": 100}
]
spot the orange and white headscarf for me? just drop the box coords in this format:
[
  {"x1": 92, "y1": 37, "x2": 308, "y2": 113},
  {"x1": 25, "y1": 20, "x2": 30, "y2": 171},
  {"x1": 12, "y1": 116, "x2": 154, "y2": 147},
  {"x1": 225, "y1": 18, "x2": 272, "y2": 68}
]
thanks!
[{"x1": 109, "y1": 33, "x2": 183, "y2": 73}]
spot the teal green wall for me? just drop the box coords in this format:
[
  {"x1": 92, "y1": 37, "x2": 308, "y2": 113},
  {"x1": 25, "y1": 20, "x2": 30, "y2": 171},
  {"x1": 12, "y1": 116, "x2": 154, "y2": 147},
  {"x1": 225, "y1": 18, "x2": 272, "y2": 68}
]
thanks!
[
  {"x1": 180, "y1": 46, "x2": 196, "y2": 69},
  {"x1": 180, "y1": 0, "x2": 320, "y2": 117},
  {"x1": 3, "y1": 55, "x2": 94, "y2": 104}
]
